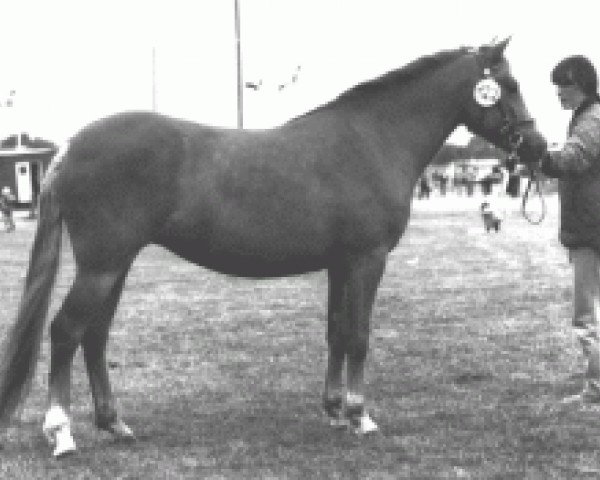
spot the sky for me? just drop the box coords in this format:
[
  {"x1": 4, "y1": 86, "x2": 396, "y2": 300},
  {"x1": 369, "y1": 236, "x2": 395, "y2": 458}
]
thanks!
[{"x1": 0, "y1": 0, "x2": 599, "y2": 145}]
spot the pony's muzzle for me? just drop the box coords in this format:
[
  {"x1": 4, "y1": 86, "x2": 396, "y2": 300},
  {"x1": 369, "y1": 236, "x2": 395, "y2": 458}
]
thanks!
[{"x1": 516, "y1": 130, "x2": 547, "y2": 165}]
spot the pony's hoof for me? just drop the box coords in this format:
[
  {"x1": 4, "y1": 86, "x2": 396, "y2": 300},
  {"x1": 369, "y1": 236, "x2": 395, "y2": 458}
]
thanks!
[
  {"x1": 43, "y1": 424, "x2": 76, "y2": 457},
  {"x1": 349, "y1": 413, "x2": 379, "y2": 435},
  {"x1": 43, "y1": 406, "x2": 77, "y2": 457},
  {"x1": 105, "y1": 419, "x2": 136, "y2": 442},
  {"x1": 52, "y1": 427, "x2": 77, "y2": 457},
  {"x1": 323, "y1": 396, "x2": 347, "y2": 428}
]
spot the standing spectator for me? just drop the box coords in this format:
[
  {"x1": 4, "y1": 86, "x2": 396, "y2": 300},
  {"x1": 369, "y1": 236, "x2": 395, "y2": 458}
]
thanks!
[
  {"x1": 540, "y1": 55, "x2": 600, "y2": 404},
  {"x1": 438, "y1": 174, "x2": 448, "y2": 196},
  {"x1": 417, "y1": 176, "x2": 431, "y2": 199},
  {"x1": 0, "y1": 186, "x2": 15, "y2": 232},
  {"x1": 465, "y1": 176, "x2": 475, "y2": 196},
  {"x1": 481, "y1": 175, "x2": 494, "y2": 196},
  {"x1": 506, "y1": 171, "x2": 521, "y2": 197}
]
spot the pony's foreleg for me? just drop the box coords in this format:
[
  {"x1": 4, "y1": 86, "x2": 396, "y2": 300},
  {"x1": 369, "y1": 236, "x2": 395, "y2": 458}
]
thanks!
[
  {"x1": 43, "y1": 270, "x2": 125, "y2": 457},
  {"x1": 339, "y1": 248, "x2": 387, "y2": 435},
  {"x1": 82, "y1": 271, "x2": 134, "y2": 441},
  {"x1": 323, "y1": 268, "x2": 346, "y2": 426}
]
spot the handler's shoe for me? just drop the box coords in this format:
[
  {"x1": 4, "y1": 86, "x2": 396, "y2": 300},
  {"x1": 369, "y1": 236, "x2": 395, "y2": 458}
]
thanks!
[{"x1": 560, "y1": 385, "x2": 600, "y2": 405}]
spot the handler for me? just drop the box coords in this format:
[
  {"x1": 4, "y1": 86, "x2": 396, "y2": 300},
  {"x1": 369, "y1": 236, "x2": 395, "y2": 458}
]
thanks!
[{"x1": 541, "y1": 55, "x2": 600, "y2": 404}]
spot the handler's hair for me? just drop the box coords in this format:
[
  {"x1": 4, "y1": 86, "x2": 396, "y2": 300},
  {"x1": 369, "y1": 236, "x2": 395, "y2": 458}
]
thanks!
[{"x1": 552, "y1": 55, "x2": 599, "y2": 100}]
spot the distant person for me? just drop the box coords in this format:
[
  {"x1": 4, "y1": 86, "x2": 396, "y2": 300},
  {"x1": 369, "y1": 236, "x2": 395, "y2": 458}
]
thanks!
[
  {"x1": 480, "y1": 175, "x2": 494, "y2": 196},
  {"x1": 0, "y1": 186, "x2": 15, "y2": 232},
  {"x1": 506, "y1": 171, "x2": 521, "y2": 197},
  {"x1": 417, "y1": 176, "x2": 431, "y2": 199},
  {"x1": 490, "y1": 165, "x2": 504, "y2": 193},
  {"x1": 540, "y1": 55, "x2": 600, "y2": 404},
  {"x1": 465, "y1": 178, "x2": 474, "y2": 197},
  {"x1": 438, "y1": 174, "x2": 448, "y2": 196}
]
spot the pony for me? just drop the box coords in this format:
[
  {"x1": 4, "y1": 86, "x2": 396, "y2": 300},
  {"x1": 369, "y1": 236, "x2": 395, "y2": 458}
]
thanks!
[{"x1": 0, "y1": 38, "x2": 546, "y2": 456}]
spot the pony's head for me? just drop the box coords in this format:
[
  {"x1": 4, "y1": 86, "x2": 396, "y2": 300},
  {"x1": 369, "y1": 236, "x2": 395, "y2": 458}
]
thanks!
[{"x1": 460, "y1": 38, "x2": 546, "y2": 164}]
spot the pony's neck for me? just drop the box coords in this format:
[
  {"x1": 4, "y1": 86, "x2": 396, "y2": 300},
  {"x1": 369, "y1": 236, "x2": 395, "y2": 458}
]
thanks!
[{"x1": 341, "y1": 53, "x2": 472, "y2": 174}]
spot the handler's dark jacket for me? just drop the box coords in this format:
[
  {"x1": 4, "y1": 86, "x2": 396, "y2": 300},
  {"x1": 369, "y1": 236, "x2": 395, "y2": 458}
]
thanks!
[{"x1": 542, "y1": 101, "x2": 600, "y2": 253}]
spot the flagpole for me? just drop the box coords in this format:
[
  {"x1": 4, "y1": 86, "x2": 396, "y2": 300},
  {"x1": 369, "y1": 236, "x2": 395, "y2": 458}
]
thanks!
[
  {"x1": 234, "y1": 0, "x2": 243, "y2": 129},
  {"x1": 152, "y1": 47, "x2": 157, "y2": 111}
]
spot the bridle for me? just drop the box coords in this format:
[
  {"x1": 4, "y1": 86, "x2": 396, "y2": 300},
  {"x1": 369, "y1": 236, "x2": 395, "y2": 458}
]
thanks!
[
  {"x1": 500, "y1": 116, "x2": 546, "y2": 225},
  {"x1": 474, "y1": 69, "x2": 546, "y2": 224},
  {"x1": 498, "y1": 106, "x2": 546, "y2": 225}
]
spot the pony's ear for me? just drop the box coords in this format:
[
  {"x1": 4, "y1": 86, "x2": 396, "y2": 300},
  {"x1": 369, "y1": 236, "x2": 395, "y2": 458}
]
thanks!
[{"x1": 479, "y1": 36, "x2": 511, "y2": 66}]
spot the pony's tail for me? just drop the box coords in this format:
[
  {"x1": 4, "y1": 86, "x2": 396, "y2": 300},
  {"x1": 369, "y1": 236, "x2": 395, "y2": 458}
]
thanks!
[{"x1": 0, "y1": 182, "x2": 62, "y2": 422}]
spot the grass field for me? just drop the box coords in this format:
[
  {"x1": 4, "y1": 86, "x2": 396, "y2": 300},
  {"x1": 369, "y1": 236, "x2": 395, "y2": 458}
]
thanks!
[{"x1": 1, "y1": 193, "x2": 600, "y2": 479}]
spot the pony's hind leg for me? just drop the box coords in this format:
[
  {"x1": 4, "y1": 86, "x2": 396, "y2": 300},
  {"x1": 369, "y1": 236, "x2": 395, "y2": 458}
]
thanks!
[
  {"x1": 43, "y1": 268, "x2": 128, "y2": 456},
  {"x1": 82, "y1": 270, "x2": 134, "y2": 441}
]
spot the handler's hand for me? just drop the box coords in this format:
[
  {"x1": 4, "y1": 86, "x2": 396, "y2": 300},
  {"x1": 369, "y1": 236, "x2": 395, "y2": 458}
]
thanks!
[{"x1": 538, "y1": 143, "x2": 562, "y2": 176}]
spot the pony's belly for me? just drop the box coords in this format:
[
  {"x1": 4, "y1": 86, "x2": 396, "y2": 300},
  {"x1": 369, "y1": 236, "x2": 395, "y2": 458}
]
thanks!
[
  {"x1": 159, "y1": 236, "x2": 330, "y2": 278},
  {"x1": 203, "y1": 255, "x2": 326, "y2": 278}
]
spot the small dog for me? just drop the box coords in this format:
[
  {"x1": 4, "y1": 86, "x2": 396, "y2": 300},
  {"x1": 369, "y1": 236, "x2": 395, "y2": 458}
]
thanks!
[{"x1": 480, "y1": 201, "x2": 501, "y2": 232}]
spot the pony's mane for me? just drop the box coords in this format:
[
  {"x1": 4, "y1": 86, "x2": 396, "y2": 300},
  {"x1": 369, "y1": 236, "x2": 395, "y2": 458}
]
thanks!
[
  {"x1": 291, "y1": 46, "x2": 473, "y2": 122},
  {"x1": 339, "y1": 46, "x2": 472, "y2": 101}
]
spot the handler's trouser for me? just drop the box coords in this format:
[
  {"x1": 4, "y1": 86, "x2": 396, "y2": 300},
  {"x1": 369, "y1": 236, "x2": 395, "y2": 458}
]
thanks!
[{"x1": 571, "y1": 248, "x2": 600, "y2": 393}]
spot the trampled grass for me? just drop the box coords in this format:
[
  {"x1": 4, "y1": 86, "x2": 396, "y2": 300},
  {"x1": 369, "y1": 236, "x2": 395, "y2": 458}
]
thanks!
[{"x1": 1, "y1": 194, "x2": 600, "y2": 478}]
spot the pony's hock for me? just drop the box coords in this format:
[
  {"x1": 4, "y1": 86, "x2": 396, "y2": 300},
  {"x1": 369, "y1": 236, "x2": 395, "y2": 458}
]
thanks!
[{"x1": 0, "y1": 38, "x2": 546, "y2": 457}]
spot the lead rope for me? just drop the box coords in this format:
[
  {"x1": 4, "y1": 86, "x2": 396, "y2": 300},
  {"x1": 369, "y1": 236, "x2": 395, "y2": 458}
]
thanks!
[
  {"x1": 520, "y1": 165, "x2": 546, "y2": 225},
  {"x1": 504, "y1": 136, "x2": 546, "y2": 225}
]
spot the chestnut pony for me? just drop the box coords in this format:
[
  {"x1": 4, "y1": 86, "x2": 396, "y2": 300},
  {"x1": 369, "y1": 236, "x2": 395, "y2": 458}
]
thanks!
[{"x1": 0, "y1": 39, "x2": 545, "y2": 456}]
